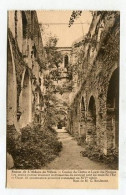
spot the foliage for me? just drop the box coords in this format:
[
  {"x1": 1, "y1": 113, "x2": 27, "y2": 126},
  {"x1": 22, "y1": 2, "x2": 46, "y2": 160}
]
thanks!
[
  {"x1": 43, "y1": 73, "x2": 68, "y2": 127},
  {"x1": 68, "y1": 11, "x2": 82, "y2": 27},
  {"x1": 80, "y1": 144, "x2": 118, "y2": 169},
  {"x1": 43, "y1": 90, "x2": 67, "y2": 128},
  {"x1": 45, "y1": 36, "x2": 63, "y2": 69},
  {"x1": 99, "y1": 21, "x2": 120, "y2": 64},
  {"x1": 7, "y1": 125, "x2": 21, "y2": 155},
  {"x1": 43, "y1": 35, "x2": 69, "y2": 129},
  {"x1": 76, "y1": 134, "x2": 86, "y2": 147},
  {"x1": 7, "y1": 124, "x2": 62, "y2": 169},
  {"x1": 50, "y1": 68, "x2": 61, "y2": 81},
  {"x1": 68, "y1": 11, "x2": 119, "y2": 90}
]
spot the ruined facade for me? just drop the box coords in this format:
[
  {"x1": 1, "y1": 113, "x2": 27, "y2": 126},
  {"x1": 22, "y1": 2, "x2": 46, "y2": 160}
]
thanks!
[
  {"x1": 53, "y1": 47, "x2": 72, "y2": 104},
  {"x1": 67, "y1": 11, "x2": 119, "y2": 156},
  {"x1": 7, "y1": 11, "x2": 45, "y2": 131}
]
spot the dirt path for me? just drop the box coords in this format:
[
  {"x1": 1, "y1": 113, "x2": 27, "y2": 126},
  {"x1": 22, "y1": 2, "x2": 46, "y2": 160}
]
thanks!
[{"x1": 43, "y1": 128, "x2": 115, "y2": 170}]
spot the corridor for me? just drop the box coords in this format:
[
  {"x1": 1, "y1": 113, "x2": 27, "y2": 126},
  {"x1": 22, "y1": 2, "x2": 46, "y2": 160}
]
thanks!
[{"x1": 43, "y1": 128, "x2": 115, "y2": 170}]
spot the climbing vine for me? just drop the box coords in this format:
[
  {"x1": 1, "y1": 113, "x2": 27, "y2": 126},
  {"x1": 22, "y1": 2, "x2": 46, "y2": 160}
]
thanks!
[{"x1": 68, "y1": 11, "x2": 119, "y2": 89}]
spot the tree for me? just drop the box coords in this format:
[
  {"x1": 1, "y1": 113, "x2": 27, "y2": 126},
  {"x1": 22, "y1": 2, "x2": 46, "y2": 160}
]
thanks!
[
  {"x1": 45, "y1": 36, "x2": 63, "y2": 69},
  {"x1": 42, "y1": 35, "x2": 68, "y2": 129}
]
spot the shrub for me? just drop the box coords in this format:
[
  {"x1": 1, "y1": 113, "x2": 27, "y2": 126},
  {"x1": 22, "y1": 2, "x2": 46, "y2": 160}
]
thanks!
[
  {"x1": 7, "y1": 125, "x2": 21, "y2": 155},
  {"x1": 81, "y1": 144, "x2": 118, "y2": 166},
  {"x1": 74, "y1": 133, "x2": 86, "y2": 147},
  {"x1": 7, "y1": 124, "x2": 62, "y2": 169}
]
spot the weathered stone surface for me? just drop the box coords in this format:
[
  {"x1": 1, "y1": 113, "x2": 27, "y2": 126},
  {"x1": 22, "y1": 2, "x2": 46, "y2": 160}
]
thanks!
[
  {"x1": 7, "y1": 11, "x2": 45, "y2": 131},
  {"x1": 7, "y1": 11, "x2": 46, "y2": 167},
  {"x1": 67, "y1": 11, "x2": 119, "y2": 158}
]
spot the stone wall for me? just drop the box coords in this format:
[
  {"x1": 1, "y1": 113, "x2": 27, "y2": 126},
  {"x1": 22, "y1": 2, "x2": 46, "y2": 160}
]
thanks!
[
  {"x1": 7, "y1": 11, "x2": 46, "y2": 131},
  {"x1": 67, "y1": 11, "x2": 119, "y2": 156}
]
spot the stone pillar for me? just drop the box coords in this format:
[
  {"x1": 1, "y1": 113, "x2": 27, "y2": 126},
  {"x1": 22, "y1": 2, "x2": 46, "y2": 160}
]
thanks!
[{"x1": 19, "y1": 70, "x2": 32, "y2": 128}]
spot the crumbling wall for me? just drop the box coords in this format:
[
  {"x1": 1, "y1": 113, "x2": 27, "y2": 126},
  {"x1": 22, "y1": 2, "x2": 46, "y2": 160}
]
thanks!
[
  {"x1": 7, "y1": 11, "x2": 46, "y2": 132},
  {"x1": 67, "y1": 11, "x2": 119, "y2": 156}
]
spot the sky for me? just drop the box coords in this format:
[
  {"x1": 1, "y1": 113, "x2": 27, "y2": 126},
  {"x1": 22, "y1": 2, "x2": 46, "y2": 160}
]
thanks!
[{"x1": 37, "y1": 10, "x2": 92, "y2": 47}]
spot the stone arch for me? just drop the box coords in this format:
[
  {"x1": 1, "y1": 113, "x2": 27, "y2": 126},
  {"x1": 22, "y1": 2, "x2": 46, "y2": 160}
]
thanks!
[
  {"x1": 106, "y1": 68, "x2": 119, "y2": 150},
  {"x1": 64, "y1": 55, "x2": 69, "y2": 68},
  {"x1": 19, "y1": 68, "x2": 32, "y2": 128},
  {"x1": 80, "y1": 96, "x2": 86, "y2": 136},
  {"x1": 86, "y1": 96, "x2": 97, "y2": 145},
  {"x1": 7, "y1": 39, "x2": 17, "y2": 125}
]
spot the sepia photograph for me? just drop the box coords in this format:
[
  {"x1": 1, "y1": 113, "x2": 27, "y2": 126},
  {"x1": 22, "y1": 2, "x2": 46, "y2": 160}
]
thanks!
[{"x1": 6, "y1": 10, "x2": 119, "y2": 188}]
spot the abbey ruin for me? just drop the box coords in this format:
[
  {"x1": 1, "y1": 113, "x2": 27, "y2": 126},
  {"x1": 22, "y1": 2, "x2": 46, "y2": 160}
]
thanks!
[{"x1": 7, "y1": 11, "x2": 119, "y2": 169}]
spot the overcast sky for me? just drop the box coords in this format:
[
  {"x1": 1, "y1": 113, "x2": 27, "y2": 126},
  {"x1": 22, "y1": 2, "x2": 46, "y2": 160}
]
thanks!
[{"x1": 37, "y1": 10, "x2": 92, "y2": 47}]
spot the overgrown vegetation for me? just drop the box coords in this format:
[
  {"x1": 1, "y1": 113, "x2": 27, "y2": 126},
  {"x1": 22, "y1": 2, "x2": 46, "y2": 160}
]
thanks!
[
  {"x1": 68, "y1": 11, "x2": 82, "y2": 27},
  {"x1": 76, "y1": 134, "x2": 86, "y2": 147},
  {"x1": 68, "y1": 11, "x2": 119, "y2": 89},
  {"x1": 73, "y1": 131, "x2": 118, "y2": 169},
  {"x1": 42, "y1": 35, "x2": 68, "y2": 128},
  {"x1": 81, "y1": 144, "x2": 118, "y2": 169},
  {"x1": 7, "y1": 124, "x2": 62, "y2": 169},
  {"x1": 45, "y1": 36, "x2": 63, "y2": 70},
  {"x1": 7, "y1": 35, "x2": 67, "y2": 169},
  {"x1": 67, "y1": 11, "x2": 119, "y2": 169},
  {"x1": 75, "y1": 136, "x2": 118, "y2": 169},
  {"x1": 72, "y1": 132, "x2": 86, "y2": 147}
]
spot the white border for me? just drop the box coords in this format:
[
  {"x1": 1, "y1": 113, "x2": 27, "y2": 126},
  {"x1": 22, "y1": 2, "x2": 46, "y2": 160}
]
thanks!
[{"x1": 0, "y1": 0, "x2": 126, "y2": 194}]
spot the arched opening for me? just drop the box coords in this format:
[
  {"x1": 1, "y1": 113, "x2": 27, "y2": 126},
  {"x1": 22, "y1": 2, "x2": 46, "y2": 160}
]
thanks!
[
  {"x1": 106, "y1": 68, "x2": 119, "y2": 150},
  {"x1": 80, "y1": 96, "x2": 86, "y2": 136},
  {"x1": 19, "y1": 69, "x2": 32, "y2": 127},
  {"x1": 7, "y1": 40, "x2": 17, "y2": 125},
  {"x1": 86, "y1": 96, "x2": 96, "y2": 145},
  {"x1": 34, "y1": 87, "x2": 41, "y2": 124},
  {"x1": 22, "y1": 11, "x2": 27, "y2": 39},
  {"x1": 31, "y1": 11, "x2": 34, "y2": 40},
  {"x1": 64, "y1": 55, "x2": 69, "y2": 68},
  {"x1": 22, "y1": 11, "x2": 28, "y2": 56}
]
